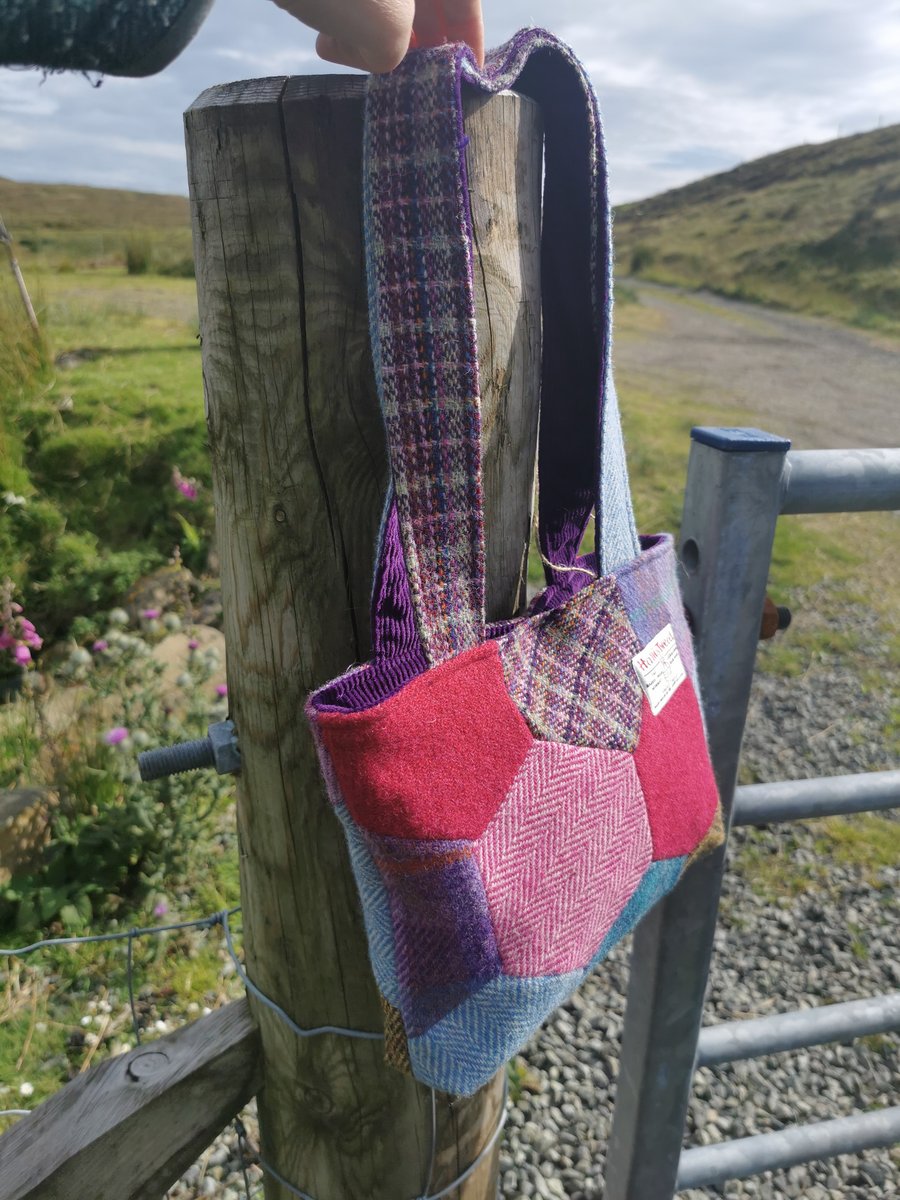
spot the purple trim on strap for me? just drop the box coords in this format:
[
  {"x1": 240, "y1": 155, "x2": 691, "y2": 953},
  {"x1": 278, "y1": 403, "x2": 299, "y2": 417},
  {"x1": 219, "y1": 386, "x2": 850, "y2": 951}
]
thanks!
[
  {"x1": 371, "y1": 498, "x2": 427, "y2": 664},
  {"x1": 311, "y1": 500, "x2": 428, "y2": 714}
]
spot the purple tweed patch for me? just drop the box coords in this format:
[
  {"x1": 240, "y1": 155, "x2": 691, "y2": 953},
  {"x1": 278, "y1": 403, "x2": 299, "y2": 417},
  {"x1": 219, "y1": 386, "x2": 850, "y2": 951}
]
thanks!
[
  {"x1": 496, "y1": 575, "x2": 643, "y2": 751},
  {"x1": 368, "y1": 834, "x2": 501, "y2": 1037}
]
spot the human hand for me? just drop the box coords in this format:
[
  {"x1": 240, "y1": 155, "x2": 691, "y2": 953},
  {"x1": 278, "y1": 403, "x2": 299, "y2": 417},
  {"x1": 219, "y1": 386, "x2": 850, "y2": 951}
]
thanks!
[{"x1": 271, "y1": 0, "x2": 484, "y2": 74}]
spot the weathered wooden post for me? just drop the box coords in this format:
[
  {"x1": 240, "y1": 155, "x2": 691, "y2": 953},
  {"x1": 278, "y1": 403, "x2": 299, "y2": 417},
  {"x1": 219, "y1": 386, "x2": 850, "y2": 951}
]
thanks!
[{"x1": 185, "y1": 76, "x2": 541, "y2": 1198}]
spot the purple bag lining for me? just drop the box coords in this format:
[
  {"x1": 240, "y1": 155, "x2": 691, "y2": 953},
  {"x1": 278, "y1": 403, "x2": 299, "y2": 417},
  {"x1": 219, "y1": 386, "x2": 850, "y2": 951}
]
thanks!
[{"x1": 310, "y1": 533, "x2": 669, "y2": 715}]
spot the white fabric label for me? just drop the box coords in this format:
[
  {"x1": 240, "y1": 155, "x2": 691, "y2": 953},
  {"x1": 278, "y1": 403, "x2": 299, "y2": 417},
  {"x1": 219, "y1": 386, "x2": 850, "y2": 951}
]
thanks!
[{"x1": 631, "y1": 624, "x2": 687, "y2": 716}]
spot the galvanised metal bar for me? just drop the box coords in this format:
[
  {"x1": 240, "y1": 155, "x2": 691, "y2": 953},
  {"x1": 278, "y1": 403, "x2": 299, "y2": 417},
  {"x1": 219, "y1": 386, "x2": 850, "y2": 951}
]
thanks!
[
  {"x1": 696, "y1": 992, "x2": 900, "y2": 1068},
  {"x1": 780, "y1": 447, "x2": 900, "y2": 514},
  {"x1": 604, "y1": 428, "x2": 792, "y2": 1200},
  {"x1": 676, "y1": 1107, "x2": 900, "y2": 1190},
  {"x1": 733, "y1": 769, "x2": 900, "y2": 826}
]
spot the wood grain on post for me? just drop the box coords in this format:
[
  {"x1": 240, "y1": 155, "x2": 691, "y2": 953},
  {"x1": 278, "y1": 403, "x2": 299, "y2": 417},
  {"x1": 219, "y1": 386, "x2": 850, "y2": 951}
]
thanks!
[{"x1": 185, "y1": 76, "x2": 542, "y2": 1199}]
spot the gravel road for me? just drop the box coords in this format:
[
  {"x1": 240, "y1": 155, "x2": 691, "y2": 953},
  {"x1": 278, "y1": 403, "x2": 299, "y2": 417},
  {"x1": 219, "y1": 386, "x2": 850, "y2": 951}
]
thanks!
[{"x1": 616, "y1": 283, "x2": 899, "y2": 451}]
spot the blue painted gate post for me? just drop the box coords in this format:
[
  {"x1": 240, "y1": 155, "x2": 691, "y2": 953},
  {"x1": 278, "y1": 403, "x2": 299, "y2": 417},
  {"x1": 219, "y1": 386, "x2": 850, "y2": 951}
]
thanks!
[{"x1": 603, "y1": 427, "x2": 791, "y2": 1199}]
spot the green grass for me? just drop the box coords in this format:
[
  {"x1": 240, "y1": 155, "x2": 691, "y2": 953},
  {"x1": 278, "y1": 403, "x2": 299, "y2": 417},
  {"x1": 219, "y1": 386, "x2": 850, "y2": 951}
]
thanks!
[
  {"x1": 0, "y1": 892, "x2": 244, "y2": 1125},
  {"x1": 733, "y1": 812, "x2": 900, "y2": 906},
  {"x1": 1, "y1": 267, "x2": 209, "y2": 637},
  {"x1": 0, "y1": 176, "x2": 191, "y2": 273},
  {"x1": 614, "y1": 122, "x2": 900, "y2": 335}
]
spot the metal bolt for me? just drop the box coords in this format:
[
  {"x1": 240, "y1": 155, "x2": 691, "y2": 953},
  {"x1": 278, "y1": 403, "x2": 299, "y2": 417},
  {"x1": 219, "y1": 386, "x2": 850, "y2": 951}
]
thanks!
[
  {"x1": 138, "y1": 719, "x2": 241, "y2": 782},
  {"x1": 127, "y1": 1050, "x2": 169, "y2": 1082}
]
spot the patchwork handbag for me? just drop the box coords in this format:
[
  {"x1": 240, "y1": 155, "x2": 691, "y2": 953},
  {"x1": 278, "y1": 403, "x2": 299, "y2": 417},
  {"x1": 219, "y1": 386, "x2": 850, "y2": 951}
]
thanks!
[{"x1": 307, "y1": 28, "x2": 724, "y2": 1096}]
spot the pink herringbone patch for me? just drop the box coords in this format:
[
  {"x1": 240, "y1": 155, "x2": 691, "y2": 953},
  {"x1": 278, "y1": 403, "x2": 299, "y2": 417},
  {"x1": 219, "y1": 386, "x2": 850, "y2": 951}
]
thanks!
[{"x1": 474, "y1": 741, "x2": 652, "y2": 976}]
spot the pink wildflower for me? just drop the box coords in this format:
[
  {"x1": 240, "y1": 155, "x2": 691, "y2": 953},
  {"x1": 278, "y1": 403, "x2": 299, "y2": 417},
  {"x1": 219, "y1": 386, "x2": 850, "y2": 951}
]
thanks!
[
  {"x1": 153, "y1": 901, "x2": 169, "y2": 918},
  {"x1": 172, "y1": 467, "x2": 199, "y2": 502},
  {"x1": 104, "y1": 727, "x2": 129, "y2": 746},
  {"x1": 215, "y1": 684, "x2": 228, "y2": 697},
  {"x1": 20, "y1": 621, "x2": 42, "y2": 649},
  {"x1": 13, "y1": 645, "x2": 31, "y2": 665},
  {"x1": 0, "y1": 632, "x2": 13, "y2": 651},
  {"x1": 140, "y1": 608, "x2": 161, "y2": 621},
  {"x1": 92, "y1": 639, "x2": 109, "y2": 653},
  {"x1": 187, "y1": 639, "x2": 199, "y2": 651}
]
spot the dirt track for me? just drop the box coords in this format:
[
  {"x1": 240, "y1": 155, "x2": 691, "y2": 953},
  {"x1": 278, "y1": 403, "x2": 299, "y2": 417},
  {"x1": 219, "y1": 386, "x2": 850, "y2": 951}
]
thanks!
[{"x1": 616, "y1": 282, "x2": 899, "y2": 450}]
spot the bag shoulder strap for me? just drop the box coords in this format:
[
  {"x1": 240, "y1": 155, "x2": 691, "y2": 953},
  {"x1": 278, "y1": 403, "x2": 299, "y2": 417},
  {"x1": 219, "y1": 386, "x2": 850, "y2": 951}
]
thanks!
[{"x1": 365, "y1": 30, "x2": 640, "y2": 665}]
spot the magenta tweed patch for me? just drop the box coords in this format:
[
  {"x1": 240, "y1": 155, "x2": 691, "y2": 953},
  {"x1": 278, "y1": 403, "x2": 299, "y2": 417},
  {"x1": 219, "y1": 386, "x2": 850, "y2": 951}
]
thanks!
[
  {"x1": 473, "y1": 741, "x2": 651, "y2": 976},
  {"x1": 496, "y1": 576, "x2": 643, "y2": 751}
]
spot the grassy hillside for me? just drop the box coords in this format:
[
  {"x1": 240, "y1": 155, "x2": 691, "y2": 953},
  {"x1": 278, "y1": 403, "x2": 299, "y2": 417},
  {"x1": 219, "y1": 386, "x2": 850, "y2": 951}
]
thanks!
[
  {"x1": 0, "y1": 177, "x2": 191, "y2": 271},
  {"x1": 614, "y1": 123, "x2": 900, "y2": 334}
]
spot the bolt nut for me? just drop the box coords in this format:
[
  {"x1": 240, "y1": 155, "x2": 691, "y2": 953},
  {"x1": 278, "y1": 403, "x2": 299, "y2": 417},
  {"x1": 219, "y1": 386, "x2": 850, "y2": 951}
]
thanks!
[{"x1": 209, "y1": 719, "x2": 241, "y2": 775}]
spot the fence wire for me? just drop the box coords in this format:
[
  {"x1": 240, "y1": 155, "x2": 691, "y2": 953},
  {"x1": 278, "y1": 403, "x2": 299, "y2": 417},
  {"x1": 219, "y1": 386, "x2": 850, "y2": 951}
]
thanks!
[{"x1": 0, "y1": 907, "x2": 509, "y2": 1200}]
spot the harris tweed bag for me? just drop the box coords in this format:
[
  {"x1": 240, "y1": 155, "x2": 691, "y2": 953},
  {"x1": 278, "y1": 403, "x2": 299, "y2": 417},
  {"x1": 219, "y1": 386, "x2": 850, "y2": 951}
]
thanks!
[{"x1": 307, "y1": 29, "x2": 724, "y2": 1096}]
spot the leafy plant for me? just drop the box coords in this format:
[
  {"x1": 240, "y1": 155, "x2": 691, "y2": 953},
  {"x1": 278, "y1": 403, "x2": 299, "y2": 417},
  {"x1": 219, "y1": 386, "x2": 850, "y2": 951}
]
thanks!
[{"x1": 0, "y1": 612, "x2": 231, "y2": 935}]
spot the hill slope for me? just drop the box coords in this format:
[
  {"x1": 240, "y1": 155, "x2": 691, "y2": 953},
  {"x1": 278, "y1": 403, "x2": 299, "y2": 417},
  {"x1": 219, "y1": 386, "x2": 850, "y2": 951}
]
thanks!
[
  {"x1": 614, "y1": 123, "x2": 900, "y2": 333},
  {"x1": 0, "y1": 176, "x2": 190, "y2": 267}
]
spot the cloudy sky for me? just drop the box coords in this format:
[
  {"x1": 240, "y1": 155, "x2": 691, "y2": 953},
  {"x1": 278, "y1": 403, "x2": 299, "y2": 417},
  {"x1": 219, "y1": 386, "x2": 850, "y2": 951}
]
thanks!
[{"x1": 1, "y1": 0, "x2": 898, "y2": 203}]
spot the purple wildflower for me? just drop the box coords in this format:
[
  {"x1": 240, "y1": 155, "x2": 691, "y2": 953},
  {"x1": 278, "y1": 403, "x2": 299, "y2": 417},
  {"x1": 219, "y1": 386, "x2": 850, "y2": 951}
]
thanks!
[
  {"x1": 140, "y1": 608, "x2": 161, "y2": 621},
  {"x1": 215, "y1": 683, "x2": 228, "y2": 697},
  {"x1": 187, "y1": 638, "x2": 199, "y2": 651},
  {"x1": 92, "y1": 639, "x2": 109, "y2": 653},
  {"x1": 104, "y1": 726, "x2": 129, "y2": 746},
  {"x1": 13, "y1": 644, "x2": 31, "y2": 665},
  {"x1": 153, "y1": 901, "x2": 169, "y2": 918}
]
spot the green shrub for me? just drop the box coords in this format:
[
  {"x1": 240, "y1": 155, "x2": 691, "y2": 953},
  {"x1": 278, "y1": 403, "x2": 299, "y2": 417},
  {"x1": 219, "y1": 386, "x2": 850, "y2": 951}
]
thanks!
[
  {"x1": 0, "y1": 614, "x2": 230, "y2": 934},
  {"x1": 30, "y1": 533, "x2": 159, "y2": 638},
  {"x1": 157, "y1": 256, "x2": 196, "y2": 279},
  {"x1": 630, "y1": 243, "x2": 657, "y2": 274},
  {"x1": 124, "y1": 235, "x2": 152, "y2": 276}
]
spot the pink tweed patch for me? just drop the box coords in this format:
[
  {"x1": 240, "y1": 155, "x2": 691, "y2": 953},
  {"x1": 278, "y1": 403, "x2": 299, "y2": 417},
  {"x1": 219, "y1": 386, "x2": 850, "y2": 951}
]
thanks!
[
  {"x1": 473, "y1": 740, "x2": 652, "y2": 976},
  {"x1": 316, "y1": 642, "x2": 533, "y2": 839},
  {"x1": 632, "y1": 683, "x2": 720, "y2": 860}
]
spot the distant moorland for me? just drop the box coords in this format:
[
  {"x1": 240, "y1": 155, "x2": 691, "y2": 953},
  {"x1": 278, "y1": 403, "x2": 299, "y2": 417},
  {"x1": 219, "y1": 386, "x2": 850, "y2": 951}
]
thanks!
[{"x1": 614, "y1": 122, "x2": 900, "y2": 335}]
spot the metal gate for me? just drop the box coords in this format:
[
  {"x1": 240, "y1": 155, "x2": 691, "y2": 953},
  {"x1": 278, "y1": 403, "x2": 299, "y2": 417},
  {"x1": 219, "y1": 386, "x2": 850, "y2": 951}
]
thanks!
[{"x1": 603, "y1": 428, "x2": 900, "y2": 1197}]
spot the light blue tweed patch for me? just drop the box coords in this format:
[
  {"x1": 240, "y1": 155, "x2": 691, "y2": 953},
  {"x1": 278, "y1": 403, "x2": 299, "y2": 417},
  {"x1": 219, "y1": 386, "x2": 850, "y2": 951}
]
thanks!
[
  {"x1": 408, "y1": 969, "x2": 582, "y2": 1094},
  {"x1": 333, "y1": 801, "x2": 400, "y2": 1005}
]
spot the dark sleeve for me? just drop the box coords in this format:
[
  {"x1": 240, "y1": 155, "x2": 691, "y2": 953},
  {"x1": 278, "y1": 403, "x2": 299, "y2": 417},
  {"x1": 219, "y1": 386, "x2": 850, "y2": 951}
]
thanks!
[{"x1": 0, "y1": 0, "x2": 214, "y2": 76}]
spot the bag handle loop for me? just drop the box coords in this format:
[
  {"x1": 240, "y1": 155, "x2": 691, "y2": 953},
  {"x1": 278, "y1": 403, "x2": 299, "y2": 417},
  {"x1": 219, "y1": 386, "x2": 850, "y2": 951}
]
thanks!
[{"x1": 364, "y1": 30, "x2": 639, "y2": 665}]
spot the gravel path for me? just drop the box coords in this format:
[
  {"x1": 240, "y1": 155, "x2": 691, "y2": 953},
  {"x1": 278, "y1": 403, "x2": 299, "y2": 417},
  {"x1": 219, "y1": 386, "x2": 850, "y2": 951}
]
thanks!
[{"x1": 616, "y1": 283, "x2": 899, "y2": 451}]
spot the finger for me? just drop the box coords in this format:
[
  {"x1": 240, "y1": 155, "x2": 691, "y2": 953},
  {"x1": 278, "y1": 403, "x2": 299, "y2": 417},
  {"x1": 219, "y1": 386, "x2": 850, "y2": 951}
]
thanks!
[
  {"x1": 315, "y1": 32, "x2": 372, "y2": 72},
  {"x1": 276, "y1": 0, "x2": 413, "y2": 73},
  {"x1": 411, "y1": 0, "x2": 448, "y2": 52},
  {"x1": 442, "y1": 0, "x2": 484, "y2": 65},
  {"x1": 412, "y1": 0, "x2": 484, "y2": 65}
]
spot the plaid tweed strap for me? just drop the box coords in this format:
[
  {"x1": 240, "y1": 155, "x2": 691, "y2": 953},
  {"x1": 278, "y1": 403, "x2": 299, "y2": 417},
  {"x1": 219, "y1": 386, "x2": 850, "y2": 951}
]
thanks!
[{"x1": 364, "y1": 30, "x2": 640, "y2": 664}]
